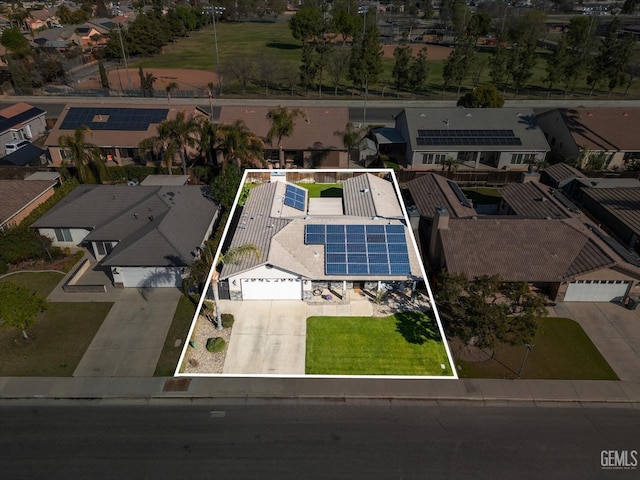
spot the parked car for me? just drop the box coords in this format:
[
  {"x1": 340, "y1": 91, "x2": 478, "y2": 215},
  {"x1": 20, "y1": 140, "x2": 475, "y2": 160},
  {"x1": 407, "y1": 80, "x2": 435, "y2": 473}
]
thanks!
[{"x1": 4, "y1": 139, "x2": 31, "y2": 155}]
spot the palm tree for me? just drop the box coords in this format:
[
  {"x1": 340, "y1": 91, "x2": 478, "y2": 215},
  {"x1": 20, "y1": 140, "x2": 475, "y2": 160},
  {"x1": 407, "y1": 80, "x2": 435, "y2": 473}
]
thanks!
[
  {"x1": 334, "y1": 123, "x2": 362, "y2": 165},
  {"x1": 165, "y1": 81, "x2": 178, "y2": 103},
  {"x1": 217, "y1": 119, "x2": 265, "y2": 168},
  {"x1": 139, "y1": 111, "x2": 200, "y2": 175},
  {"x1": 58, "y1": 126, "x2": 107, "y2": 184},
  {"x1": 266, "y1": 106, "x2": 306, "y2": 165},
  {"x1": 197, "y1": 117, "x2": 219, "y2": 166}
]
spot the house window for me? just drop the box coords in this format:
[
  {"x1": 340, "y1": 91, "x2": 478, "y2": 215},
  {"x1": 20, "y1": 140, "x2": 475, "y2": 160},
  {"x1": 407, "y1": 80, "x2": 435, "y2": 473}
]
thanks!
[
  {"x1": 54, "y1": 228, "x2": 73, "y2": 242},
  {"x1": 511, "y1": 153, "x2": 536, "y2": 165},
  {"x1": 60, "y1": 148, "x2": 73, "y2": 161},
  {"x1": 422, "y1": 153, "x2": 446, "y2": 165},
  {"x1": 95, "y1": 242, "x2": 116, "y2": 256}
]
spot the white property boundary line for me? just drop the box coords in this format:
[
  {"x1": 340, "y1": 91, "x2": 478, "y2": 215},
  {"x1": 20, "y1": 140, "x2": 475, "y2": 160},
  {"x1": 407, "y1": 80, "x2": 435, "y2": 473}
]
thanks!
[{"x1": 175, "y1": 168, "x2": 458, "y2": 380}]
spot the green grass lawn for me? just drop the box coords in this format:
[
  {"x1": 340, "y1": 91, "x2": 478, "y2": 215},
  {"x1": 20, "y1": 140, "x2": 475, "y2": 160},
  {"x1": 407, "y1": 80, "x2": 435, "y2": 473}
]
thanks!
[
  {"x1": 299, "y1": 183, "x2": 342, "y2": 198},
  {"x1": 306, "y1": 312, "x2": 452, "y2": 376},
  {"x1": 456, "y1": 317, "x2": 619, "y2": 380},
  {"x1": 154, "y1": 295, "x2": 197, "y2": 377},
  {"x1": 0, "y1": 272, "x2": 112, "y2": 376}
]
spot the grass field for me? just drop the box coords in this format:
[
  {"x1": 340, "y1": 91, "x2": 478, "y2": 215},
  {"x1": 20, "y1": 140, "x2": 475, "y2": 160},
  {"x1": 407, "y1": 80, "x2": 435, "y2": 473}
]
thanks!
[
  {"x1": 154, "y1": 295, "x2": 197, "y2": 376},
  {"x1": 135, "y1": 22, "x2": 640, "y2": 99},
  {"x1": 0, "y1": 272, "x2": 112, "y2": 376},
  {"x1": 456, "y1": 317, "x2": 619, "y2": 380},
  {"x1": 306, "y1": 312, "x2": 452, "y2": 376}
]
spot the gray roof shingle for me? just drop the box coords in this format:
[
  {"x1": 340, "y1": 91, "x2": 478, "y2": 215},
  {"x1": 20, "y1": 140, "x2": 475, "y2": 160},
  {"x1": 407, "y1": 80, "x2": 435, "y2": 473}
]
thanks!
[
  {"x1": 499, "y1": 182, "x2": 571, "y2": 219},
  {"x1": 406, "y1": 173, "x2": 476, "y2": 219}
]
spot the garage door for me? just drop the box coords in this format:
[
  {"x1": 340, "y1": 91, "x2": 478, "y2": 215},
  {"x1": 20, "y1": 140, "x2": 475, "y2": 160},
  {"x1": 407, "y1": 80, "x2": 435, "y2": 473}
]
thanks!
[
  {"x1": 564, "y1": 280, "x2": 630, "y2": 302},
  {"x1": 121, "y1": 267, "x2": 183, "y2": 288},
  {"x1": 241, "y1": 278, "x2": 302, "y2": 300}
]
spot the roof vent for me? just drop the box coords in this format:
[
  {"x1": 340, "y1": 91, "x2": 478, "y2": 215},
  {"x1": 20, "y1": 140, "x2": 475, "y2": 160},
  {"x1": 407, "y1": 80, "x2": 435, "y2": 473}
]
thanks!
[
  {"x1": 361, "y1": 188, "x2": 369, "y2": 193},
  {"x1": 148, "y1": 215, "x2": 153, "y2": 221}
]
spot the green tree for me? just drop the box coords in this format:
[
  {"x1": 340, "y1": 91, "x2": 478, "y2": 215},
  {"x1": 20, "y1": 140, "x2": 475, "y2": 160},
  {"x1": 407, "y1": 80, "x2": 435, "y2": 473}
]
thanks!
[
  {"x1": 408, "y1": 46, "x2": 430, "y2": 95},
  {"x1": 392, "y1": 39, "x2": 412, "y2": 93},
  {"x1": 289, "y1": 5, "x2": 323, "y2": 45},
  {"x1": 562, "y1": 16, "x2": 597, "y2": 95},
  {"x1": 217, "y1": 119, "x2": 265, "y2": 168},
  {"x1": 299, "y1": 43, "x2": 318, "y2": 94},
  {"x1": 331, "y1": 7, "x2": 359, "y2": 45},
  {"x1": 489, "y1": 43, "x2": 510, "y2": 94},
  {"x1": 165, "y1": 81, "x2": 178, "y2": 102},
  {"x1": 138, "y1": 66, "x2": 157, "y2": 97},
  {"x1": 98, "y1": 60, "x2": 110, "y2": 90},
  {"x1": 210, "y1": 162, "x2": 243, "y2": 210},
  {"x1": 58, "y1": 126, "x2": 107, "y2": 184},
  {"x1": 0, "y1": 282, "x2": 47, "y2": 340},
  {"x1": 0, "y1": 27, "x2": 29, "y2": 56},
  {"x1": 457, "y1": 84, "x2": 504, "y2": 108},
  {"x1": 588, "y1": 19, "x2": 634, "y2": 97},
  {"x1": 543, "y1": 37, "x2": 569, "y2": 96},
  {"x1": 443, "y1": 36, "x2": 476, "y2": 96},
  {"x1": 326, "y1": 46, "x2": 350, "y2": 95},
  {"x1": 266, "y1": 106, "x2": 306, "y2": 164},
  {"x1": 140, "y1": 112, "x2": 200, "y2": 175},
  {"x1": 334, "y1": 122, "x2": 362, "y2": 164}
]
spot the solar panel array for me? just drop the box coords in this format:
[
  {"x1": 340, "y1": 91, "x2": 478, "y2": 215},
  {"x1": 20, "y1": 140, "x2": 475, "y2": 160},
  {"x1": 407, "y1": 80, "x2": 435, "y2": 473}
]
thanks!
[
  {"x1": 416, "y1": 129, "x2": 522, "y2": 146},
  {"x1": 60, "y1": 108, "x2": 170, "y2": 131},
  {"x1": 284, "y1": 184, "x2": 306, "y2": 211},
  {"x1": 305, "y1": 224, "x2": 412, "y2": 276}
]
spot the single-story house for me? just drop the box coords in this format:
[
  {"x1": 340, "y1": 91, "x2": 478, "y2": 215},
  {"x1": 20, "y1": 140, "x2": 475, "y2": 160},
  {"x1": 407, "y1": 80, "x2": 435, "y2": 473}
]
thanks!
[
  {"x1": 31, "y1": 184, "x2": 219, "y2": 288},
  {"x1": 216, "y1": 170, "x2": 425, "y2": 301},
  {"x1": 217, "y1": 106, "x2": 350, "y2": 168},
  {"x1": 45, "y1": 104, "x2": 202, "y2": 166},
  {"x1": 536, "y1": 108, "x2": 640, "y2": 170},
  {"x1": 408, "y1": 173, "x2": 640, "y2": 302},
  {"x1": 385, "y1": 107, "x2": 549, "y2": 171},
  {"x1": 0, "y1": 173, "x2": 59, "y2": 229},
  {"x1": 0, "y1": 102, "x2": 47, "y2": 155},
  {"x1": 27, "y1": 9, "x2": 59, "y2": 31},
  {"x1": 0, "y1": 144, "x2": 49, "y2": 167}
]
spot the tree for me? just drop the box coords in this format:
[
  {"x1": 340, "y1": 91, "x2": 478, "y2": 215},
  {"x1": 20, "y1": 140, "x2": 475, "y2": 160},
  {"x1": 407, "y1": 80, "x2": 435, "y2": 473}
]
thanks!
[
  {"x1": 457, "y1": 84, "x2": 504, "y2": 108},
  {"x1": 408, "y1": 46, "x2": 430, "y2": 95},
  {"x1": 289, "y1": 5, "x2": 323, "y2": 45},
  {"x1": 140, "y1": 112, "x2": 200, "y2": 175},
  {"x1": 0, "y1": 27, "x2": 29, "y2": 56},
  {"x1": 266, "y1": 106, "x2": 306, "y2": 164},
  {"x1": 334, "y1": 123, "x2": 362, "y2": 164},
  {"x1": 224, "y1": 56, "x2": 254, "y2": 95},
  {"x1": 443, "y1": 36, "x2": 476, "y2": 96},
  {"x1": 489, "y1": 43, "x2": 510, "y2": 94},
  {"x1": 326, "y1": 47, "x2": 350, "y2": 95},
  {"x1": 217, "y1": 120, "x2": 265, "y2": 168},
  {"x1": 58, "y1": 126, "x2": 107, "y2": 184},
  {"x1": 587, "y1": 19, "x2": 634, "y2": 97},
  {"x1": 331, "y1": 7, "x2": 359, "y2": 45},
  {"x1": 0, "y1": 282, "x2": 47, "y2": 340},
  {"x1": 561, "y1": 16, "x2": 596, "y2": 95},
  {"x1": 138, "y1": 66, "x2": 157, "y2": 97},
  {"x1": 98, "y1": 60, "x2": 110, "y2": 90},
  {"x1": 299, "y1": 43, "x2": 318, "y2": 95},
  {"x1": 165, "y1": 82, "x2": 178, "y2": 103},
  {"x1": 543, "y1": 37, "x2": 569, "y2": 96},
  {"x1": 392, "y1": 39, "x2": 412, "y2": 93},
  {"x1": 436, "y1": 273, "x2": 547, "y2": 350},
  {"x1": 211, "y1": 163, "x2": 243, "y2": 210}
]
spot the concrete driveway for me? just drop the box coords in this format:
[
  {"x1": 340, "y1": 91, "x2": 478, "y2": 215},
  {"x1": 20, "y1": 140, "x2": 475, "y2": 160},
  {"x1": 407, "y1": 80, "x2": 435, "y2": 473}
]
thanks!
[
  {"x1": 552, "y1": 302, "x2": 640, "y2": 381},
  {"x1": 73, "y1": 288, "x2": 182, "y2": 377}
]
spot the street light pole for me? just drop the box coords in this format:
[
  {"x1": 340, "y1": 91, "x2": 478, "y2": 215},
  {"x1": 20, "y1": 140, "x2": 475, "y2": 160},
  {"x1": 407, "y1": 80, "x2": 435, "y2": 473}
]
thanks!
[
  {"x1": 116, "y1": 23, "x2": 131, "y2": 90},
  {"x1": 211, "y1": 4, "x2": 222, "y2": 95},
  {"x1": 517, "y1": 343, "x2": 534, "y2": 379}
]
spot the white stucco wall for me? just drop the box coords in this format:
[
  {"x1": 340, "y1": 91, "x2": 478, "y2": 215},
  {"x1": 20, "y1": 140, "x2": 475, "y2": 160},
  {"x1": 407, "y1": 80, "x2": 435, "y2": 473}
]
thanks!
[{"x1": 37, "y1": 227, "x2": 90, "y2": 248}]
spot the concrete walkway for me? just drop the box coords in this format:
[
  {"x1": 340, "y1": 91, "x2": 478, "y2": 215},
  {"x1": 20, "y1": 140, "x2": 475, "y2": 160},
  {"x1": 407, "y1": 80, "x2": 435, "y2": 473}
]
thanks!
[
  {"x1": 551, "y1": 302, "x2": 640, "y2": 382},
  {"x1": 73, "y1": 288, "x2": 182, "y2": 377}
]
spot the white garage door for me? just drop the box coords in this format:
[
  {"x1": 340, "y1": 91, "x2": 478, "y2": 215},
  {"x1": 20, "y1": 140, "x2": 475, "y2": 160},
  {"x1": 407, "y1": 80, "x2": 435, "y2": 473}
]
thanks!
[
  {"x1": 121, "y1": 267, "x2": 183, "y2": 288},
  {"x1": 564, "y1": 280, "x2": 630, "y2": 302},
  {"x1": 241, "y1": 278, "x2": 302, "y2": 300}
]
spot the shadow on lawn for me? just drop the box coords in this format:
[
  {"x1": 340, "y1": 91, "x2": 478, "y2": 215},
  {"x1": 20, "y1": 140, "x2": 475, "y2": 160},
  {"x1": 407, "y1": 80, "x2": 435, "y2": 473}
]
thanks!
[
  {"x1": 320, "y1": 187, "x2": 343, "y2": 198},
  {"x1": 395, "y1": 311, "x2": 442, "y2": 344},
  {"x1": 266, "y1": 42, "x2": 301, "y2": 51}
]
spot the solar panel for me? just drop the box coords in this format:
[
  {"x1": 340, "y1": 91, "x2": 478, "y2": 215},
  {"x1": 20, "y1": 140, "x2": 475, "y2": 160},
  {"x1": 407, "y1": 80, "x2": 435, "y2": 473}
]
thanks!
[
  {"x1": 368, "y1": 263, "x2": 390, "y2": 274},
  {"x1": 306, "y1": 225, "x2": 325, "y2": 234},
  {"x1": 414, "y1": 129, "x2": 523, "y2": 147},
  {"x1": 283, "y1": 184, "x2": 306, "y2": 211},
  {"x1": 347, "y1": 263, "x2": 369, "y2": 275},
  {"x1": 385, "y1": 225, "x2": 405, "y2": 234},
  {"x1": 60, "y1": 107, "x2": 169, "y2": 131},
  {"x1": 348, "y1": 253, "x2": 367, "y2": 263},
  {"x1": 346, "y1": 225, "x2": 365, "y2": 234},
  {"x1": 326, "y1": 263, "x2": 347, "y2": 275}
]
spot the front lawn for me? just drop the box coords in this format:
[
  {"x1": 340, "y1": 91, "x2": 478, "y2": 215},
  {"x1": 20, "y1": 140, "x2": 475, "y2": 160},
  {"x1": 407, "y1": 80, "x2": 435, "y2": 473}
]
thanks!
[
  {"x1": 0, "y1": 272, "x2": 112, "y2": 376},
  {"x1": 154, "y1": 295, "x2": 197, "y2": 376},
  {"x1": 306, "y1": 312, "x2": 453, "y2": 376},
  {"x1": 456, "y1": 317, "x2": 618, "y2": 380}
]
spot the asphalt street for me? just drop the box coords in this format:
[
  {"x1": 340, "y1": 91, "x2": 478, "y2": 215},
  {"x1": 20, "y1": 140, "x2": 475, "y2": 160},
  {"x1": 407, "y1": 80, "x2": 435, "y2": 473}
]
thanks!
[{"x1": 1, "y1": 404, "x2": 638, "y2": 480}]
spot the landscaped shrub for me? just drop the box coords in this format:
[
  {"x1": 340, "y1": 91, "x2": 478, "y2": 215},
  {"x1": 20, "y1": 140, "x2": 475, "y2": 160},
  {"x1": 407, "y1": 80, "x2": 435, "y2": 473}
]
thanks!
[
  {"x1": 0, "y1": 260, "x2": 7, "y2": 274},
  {"x1": 206, "y1": 337, "x2": 226, "y2": 353},
  {"x1": 62, "y1": 250, "x2": 85, "y2": 273},
  {"x1": 0, "y1": 228, "x2": 62, "y2": 265},
  {"x1": 221, "y1": 313, "x2": 235, "y2": 328}
]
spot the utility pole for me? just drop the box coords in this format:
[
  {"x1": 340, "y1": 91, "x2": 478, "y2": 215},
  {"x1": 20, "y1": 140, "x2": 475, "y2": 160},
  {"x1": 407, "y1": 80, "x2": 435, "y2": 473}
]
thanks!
[
  {"x1": 211, "y1": 4, "x2": 222, "y2": 94},
  {"x1": 117, "y1": 23, "x2": 131, "y2": 90}
]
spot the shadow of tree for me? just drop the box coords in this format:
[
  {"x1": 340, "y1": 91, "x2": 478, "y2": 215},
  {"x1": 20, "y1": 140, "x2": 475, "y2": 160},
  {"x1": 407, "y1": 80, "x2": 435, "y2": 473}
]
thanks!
[
  {"x1": 320, "y1": 187, "x2": 343, "y2": 198},
  {"x1": 395, "y1": 311, "x2": 441, "y2": 344},
  {"x1": 266, "y1": 42, "x2": 301, "y2": 51}
]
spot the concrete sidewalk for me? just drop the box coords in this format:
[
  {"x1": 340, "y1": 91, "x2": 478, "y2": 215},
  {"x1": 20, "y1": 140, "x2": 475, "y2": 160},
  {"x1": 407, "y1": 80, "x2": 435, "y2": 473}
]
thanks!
[{"x1": 1, "y1": 376, "x2": 639, "y2": 406}]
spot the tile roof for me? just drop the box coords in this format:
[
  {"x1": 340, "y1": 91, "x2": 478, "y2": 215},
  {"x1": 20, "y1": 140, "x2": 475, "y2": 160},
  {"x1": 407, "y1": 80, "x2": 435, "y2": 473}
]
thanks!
[
  {"x1": 31, "y1": 185, "x2": 219, "y2": 267},
  {"x1": 541, "y1": 162, "x2": 585, "y2": 188},
  {"x1": 0, "y1": 103, "x2": 46, "y2": 134},
  {"x1": 580, "y1": 187, "x2": 640, "y2": 237},
  {"x1": 0, "y1": 179, "x2": 57, "y2": 227},
  {"x1": 440, "y1": 218, "x2": 615, "y2": 282},
  {"x1": 0, "y1": 144, "x2": 47, "y2": 166},
  {"x1": 556, "y1": 107, "x2": 640, "y2": 151},
  {"x1": 217, "y1": 106, "x2": 349, "y2": 151},
  {"x1": 499, "y1": 182, "x2": 571, "y2": 219},
  {"x1": 406, "y1": 173, "x2": 476, "y2": 219},
  {"x1": 342, "y1": 173, "x2": 404, "y2": 218}
]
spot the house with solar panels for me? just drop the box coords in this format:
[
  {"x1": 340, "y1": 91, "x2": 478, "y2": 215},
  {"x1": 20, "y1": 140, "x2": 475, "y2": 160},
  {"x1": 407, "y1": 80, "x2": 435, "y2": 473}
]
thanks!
[
  {"x1": 215, "y1": 170, "x2": 424, "y2": 301},
  {"x1": 385, "y1": 107, "x2": 549, "y2": 171},
  {"x1": 0, "y1": 103, "x2": 47, "y2": 156},
  {"x1": 45, "y1": 104, "x2": 203, "y2": 167}
]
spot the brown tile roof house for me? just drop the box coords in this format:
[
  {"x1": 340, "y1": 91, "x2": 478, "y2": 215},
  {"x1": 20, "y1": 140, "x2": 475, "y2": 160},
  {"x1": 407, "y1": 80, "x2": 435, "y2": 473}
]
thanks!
[
  {"x1": 536, "y1": 108, "x2": 640, "y2": 170},
  {"x1": 540, "y1": 162, "x2": 585, "y2": 189},
  {"x1": 45, "y1": 104, "x2": 202, "y2": 166},
  {"x1": 0, "y1": 178, "x2": 58, "y2": 229},
  {"x1": 217, "y1": 106, "x2": 350, "y2": 168},
  {"x1": 499, "y1": 182, "x2": 574, "y2": 219},
  {"x1": 406, "y1": 173, "x2": 477, "y2": 220}
]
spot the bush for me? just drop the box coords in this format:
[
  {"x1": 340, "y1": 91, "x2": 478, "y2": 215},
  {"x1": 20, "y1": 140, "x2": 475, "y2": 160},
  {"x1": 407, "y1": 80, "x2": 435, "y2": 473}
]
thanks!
[
  {"x1": 0, "y1": 228, "x2": 57, "y2": 264},
  {"x1": 206, "y1": 337, "x2": 226, "y2": 353},
  {"x1": 221, "y1": 313, "x2": 235, "y2": 328},
  {"x1": 62, "y1": 250, "x2": 85, "y2": 273},
  {"x1": 0, "y1": 260, "x2": 7, "y2": 274}
]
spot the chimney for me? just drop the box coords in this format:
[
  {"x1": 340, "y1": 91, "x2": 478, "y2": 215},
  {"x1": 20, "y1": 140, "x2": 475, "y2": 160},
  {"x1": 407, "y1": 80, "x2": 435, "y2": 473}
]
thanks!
[{"x1": 429, "y1": 206, "x2": 449, "y2": 270}]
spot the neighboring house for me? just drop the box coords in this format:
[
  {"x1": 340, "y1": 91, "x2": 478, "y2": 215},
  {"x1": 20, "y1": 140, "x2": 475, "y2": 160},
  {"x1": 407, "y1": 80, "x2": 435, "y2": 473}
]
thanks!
[
  {"x1": 0, "y1": 144, "x2": 49, "y2": 166},
  {"x1": 539, "y1": 162, "x2": 586, "y2": 190},
  {"x1": 33, "y1": 27, "x2": 78, "y2": 52},
  {"x1": 74, "y1": 22, "x2": 109, "y2": 51},
  {"x1": 382, "y1": 107, "x2": 549, "y2": 171},
  {"x1": 216, "y1": 170, "x2": 424, "y2": 301},
  {"x1": 31, "y1": 184, "x2": 220, "y2": 288},
  {"x1": 407, "y1": 173, "x2": 640, "y2": 302},
  {"x1": 0, "y1": 102, "x2": 47, "y2": 155},
  {"x1": 217, "y1": 106, "x2": 350, "y2": 168},
  {"x1": 536, "y1": 107, "x2": 640, "y2": 170},
  {"x1": 0, "y1": 173, "x2": 59, "y2": 229},
  {"x1": 45, "y1": 104, "x2": 202, "y2": 166},
  {"x1": 27, "y1": 9, "x2": 59, "y2": 30}
]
